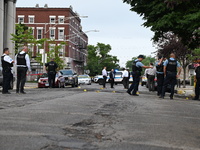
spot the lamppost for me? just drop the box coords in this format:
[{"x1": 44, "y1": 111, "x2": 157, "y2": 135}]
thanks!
[{"x1": 42, "y1": 15, "x2": 88, "y2": 72}]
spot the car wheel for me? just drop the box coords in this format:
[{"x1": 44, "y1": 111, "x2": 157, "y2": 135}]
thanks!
[{"x1": 98, "y1": 79, "x2": 104, "y2": 85}]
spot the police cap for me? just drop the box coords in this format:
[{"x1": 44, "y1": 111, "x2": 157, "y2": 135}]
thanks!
[{"x1": 138, "y1": 55, "x2": 145, "y2": 59}]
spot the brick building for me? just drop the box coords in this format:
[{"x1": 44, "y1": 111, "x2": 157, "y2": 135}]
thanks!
[{"x1": 16, "y1": 4, "x2": 88, "y2": 75}]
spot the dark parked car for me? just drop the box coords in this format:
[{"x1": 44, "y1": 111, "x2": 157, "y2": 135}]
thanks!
[
  {"x1": 60, "y1": 69, "x2": 78, "y2": 87},
  {"x1": 0, "y1": 64, "x2": 15, "y2": 89}
]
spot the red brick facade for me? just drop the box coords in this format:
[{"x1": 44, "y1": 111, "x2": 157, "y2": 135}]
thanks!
[{"x1": 16, "y1": 6, "x2": 88, "y2": 74}]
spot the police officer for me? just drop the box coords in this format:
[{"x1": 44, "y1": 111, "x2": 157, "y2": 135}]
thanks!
[
  {"x1": 193, "y1": 58, "x2": 200, "y2": 100},
  {"x1": 1, "y1": 48, "x2": 14, "y2": 94},
  {"x1": 15, "y1": 46, "x2": 31, "y2": 94},
  {"x1": 127, "y1": 55, "x2": 152, "y2": 96},
  {"x1": 45, "y1": 58, "x2": 58, "y2": 88},
  {"x1": 156, "y1": 56, "x2": 165, "y2": 96},
  {"x1": 160, "y1": 53, "x2": 181, "y2": 99}
]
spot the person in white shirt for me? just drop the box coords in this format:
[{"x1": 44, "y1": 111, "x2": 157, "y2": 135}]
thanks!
[
  {"x1": 102, "y1": 67, "x2": 107, "y2": 88},
  {"x1": 145, "y1": 63, "x2": 156, "y2": 91},
  {"x1": 15, "y1": 46, "x2": 31, "y2": 94},
  {"x1": 122, "y1": 68, "x2": 129, "y2": 89},
  {"x1": 1, "y1": 48, "x2": 14, "y2": 94}
]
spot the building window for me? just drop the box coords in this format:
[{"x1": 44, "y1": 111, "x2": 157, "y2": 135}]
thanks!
[
  {"x1": 36, "y1": 44, "x2": 42, "y2": 54},
  {"x1": 28, "y1": 15, "x2": 35, "y2": 23},
  {"x1": 58, "y1": 16, "x2": 65, "y2": 24},
  {"x1": 49, "y1": 16, "x2": 56, "y2": 24},
  {"x1": 58, "y1": 28, "x2": 64, "y2": 40},
  {"x1": 37, "y1": 28, "x2": 43, "y2": 39},
  {"x1": 49, "y1": 28, "x2": 55, "y2": 40},
  {"x1": 28, "y1": 44, "x2": 34, "y2": 56},
  {"x1": 58, "y1": 44, "x2": 65, "y2": 57},
  {"x1": 18, "y1": 15, "x2": 24, "y2": 23}
]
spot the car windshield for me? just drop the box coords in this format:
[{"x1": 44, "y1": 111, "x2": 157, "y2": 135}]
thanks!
[
  {"x1": 41, "y1": 73, "x2": 48, "y2": 78},
  {"x1": 78, "y1": 75, "x2": 89, "y2": 79},
  {"x1": 60, "y1": 70, "x2": 73, "y2": 75}
]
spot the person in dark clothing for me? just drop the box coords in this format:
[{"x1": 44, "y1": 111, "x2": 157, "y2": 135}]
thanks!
[
  {"x1": 160, "y1": 53, "x2": 181, "y2": 99},
  {"x1": 109, "y1": 69, "x2": 115, "y2": 88},
  {"x1": 193, "y1": 58, "x2": 200, "y2": 100},
  {"x1": 1, "y1": 48, "x2": 14, "y2": 94},
  {"x1": 15, "y1": 46, "x2": 31, "y2": 94},
  {"x1": 45, "y1": 58, "x2": 58, "y2": 88},
  {"x1": 127, "y1": 55, "x2": 153, "y2": 96},
  {"x1": 156, "y1": 56, "x2": 165, "y2": 96}
]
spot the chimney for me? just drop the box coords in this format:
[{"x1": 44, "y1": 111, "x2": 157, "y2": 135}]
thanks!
[
  {"x1": 44, "y1": 4, "x2": 48, "y2": 8},
  {"x1": 35, "y1": 4, "x2": 39, "y2": 8}
]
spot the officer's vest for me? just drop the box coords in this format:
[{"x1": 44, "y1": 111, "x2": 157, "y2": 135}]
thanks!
[
  {"x1": 47, "y1": 61, "x2": 56, "y2": 72},
  {"x1": 132, "y1": 60, "x2": 142, "y2": 72},
  {"x1": 1, "y1": 55, "x2": 13, "y2": 71},
  {"x1": 166, "y1": 59, "x2": 177, "y2": 72},
  {"x1": 156, "y1": 62, "x2": 164, "y2": 72},
  {"x1": 17, "y1": 53, "x2": 27, "y2": 66}
]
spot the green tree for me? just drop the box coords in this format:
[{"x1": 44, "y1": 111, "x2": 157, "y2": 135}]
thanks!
[
  {"x1": 11, "y1": 23, "x2": 35, "y2": 54},
  {"x1": 86, "y1": 43, "x2": 120, "y2": 76},
  {"x1": 123, "y1": 0, "x2": 200, "y2": 49}
]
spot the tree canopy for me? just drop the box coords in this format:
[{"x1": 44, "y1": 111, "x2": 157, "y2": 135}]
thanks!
[
  {"x1": 123, "y1": 0, "x2": 200, "y2": 49},
  {"x1": 85, "y1": 43, "x2": 120, "y2": 76}
]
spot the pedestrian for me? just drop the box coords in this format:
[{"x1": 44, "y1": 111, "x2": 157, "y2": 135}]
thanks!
[
  {"x1": 160, "y1": 53, "x2": 181, "y2": 99},
  {"x1": 193, "y1": 58, "x2": 200, "y2": 100},
  {"x1": 15, "y1": 46, "x2": 31, "y2": 94},
  {"x1": 127, "y1": 55, "x2": 153, "y2": 96},
  {"x1": 102, "y1": 67, "x2": 107, "y2": 88},
  {"x1": 109, "y1": 69, "x2": 115, "y2": 88},
  {"x1": 122, "y1": 68, "x2": 129, "y2": 89},
  {"x1": 156, "y1": 56, "x2": 165, "y2": 96},
  {"x1": 145, "y1": 63, "x2": 156, "y2": 91},
  {"x1": 1, "y1": 48, "x2": 14, "y2": 94},
  {"x1": 45, "y1": 58, "x2": 58, "y2": 88}
]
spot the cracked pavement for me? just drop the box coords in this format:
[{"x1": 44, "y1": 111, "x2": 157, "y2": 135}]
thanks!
[{"x1": 0, "y1": 83, "x2": 200, "y2": 150}]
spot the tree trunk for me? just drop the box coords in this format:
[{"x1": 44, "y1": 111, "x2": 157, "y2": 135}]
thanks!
[{"x1": 183, "y1": 65, "x2": 186, "y2": 88}]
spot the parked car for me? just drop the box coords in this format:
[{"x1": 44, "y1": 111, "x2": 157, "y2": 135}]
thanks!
[
  {"x1": 0, "y1": 64, "x2": 15, "y2": 89},
  {"x1": 38, "y1": 72, "x2": 65, "y2": 88},
  {"x1": 59, "y1": 69, "x2": 78, "y2": 87},
  {"x1": 141, "y1": 75, "x2": 147, "y2": 86},
  {"x1": 78, "y1": 75, "x2": 92, "y2": 85}
]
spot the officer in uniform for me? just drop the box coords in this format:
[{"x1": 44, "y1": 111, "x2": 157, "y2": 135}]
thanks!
[
  {"x1": 1, "y1": 48, "x2": 14, "y2": 94},
  {"x1": 156, "y1": 56, "x2": 165, "y2": 96},
  {"x1": 45, "y1": 58, "x2": 58, "y2": 88},
  {"x1": 160, "y1": 53, "x2": 181, "y2": 99},
  {"x1": 127, "y1": 55, "x2": 152, "y2": 96},
  {"x1": 15, "y1": 46, "x2": 31, "y2": 94}
]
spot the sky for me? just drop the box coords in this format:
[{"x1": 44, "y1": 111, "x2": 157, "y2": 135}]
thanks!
[{"x1": 16, "y1": 0, "x2": 156, "y2": 67}]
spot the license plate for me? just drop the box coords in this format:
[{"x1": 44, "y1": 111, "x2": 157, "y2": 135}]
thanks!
[{"x1": 45, "y1": 84, "x2": 49, "y2": 86}]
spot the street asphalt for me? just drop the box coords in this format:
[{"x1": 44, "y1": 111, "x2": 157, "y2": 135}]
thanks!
[{"x1": 0, "y1": 83, "x2": 200, "y2": 150}]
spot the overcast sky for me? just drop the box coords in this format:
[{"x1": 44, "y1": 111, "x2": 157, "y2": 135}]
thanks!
[{"x1": 16, "y1": 0, "x2": 156, "y2": 67}]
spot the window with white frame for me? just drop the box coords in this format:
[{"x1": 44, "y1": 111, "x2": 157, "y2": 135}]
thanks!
[
  {"x1": 36, "y1": 44, "x2": 42, "y2": 54},
  {"x1": 18, "y1": 15, "x2": 24, "y2": 23},
  {"x1": 37, "y1": 28, "x2": 43, "y2": 39},
  {"x1": 58, "y1": 28, "x2": 64, "y2": 40},
  {"x1": 58, "y1": 16, "x2": 65, "y2": 24},
  {"x1": 28, "y1": 15, "x2": 35, "y2": 23},
  {"x1": 28, "y1": 44, "x2": 34, "y2": 56},
  {"x1": 49, "y1": 27, "x2": 55, "y2": 40},
  {"x1": 58, "y1": 44, "x2": 65, "y2": 57},
  {"x1": 49, "y1": 16, "x2": 56, "y2": 24},
  {"x1": 49, "y1": 44, "x2": 56, "y2": 57}
]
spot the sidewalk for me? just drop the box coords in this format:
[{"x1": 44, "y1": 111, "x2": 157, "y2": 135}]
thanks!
[{"x1": 176, "y1": 85, "x2": 195, "y2": 98}]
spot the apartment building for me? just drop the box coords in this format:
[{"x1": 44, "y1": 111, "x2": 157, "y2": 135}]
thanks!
[{"x1": 16, "y1": 4, "x2": 88, "y2": 74}]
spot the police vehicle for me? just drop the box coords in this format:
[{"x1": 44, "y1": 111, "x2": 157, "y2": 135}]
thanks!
[{"x1": 94, "y1": 71, "x2": 132, "y2": 85}]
